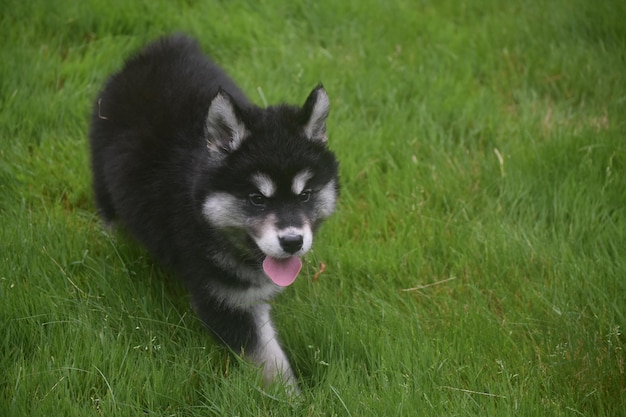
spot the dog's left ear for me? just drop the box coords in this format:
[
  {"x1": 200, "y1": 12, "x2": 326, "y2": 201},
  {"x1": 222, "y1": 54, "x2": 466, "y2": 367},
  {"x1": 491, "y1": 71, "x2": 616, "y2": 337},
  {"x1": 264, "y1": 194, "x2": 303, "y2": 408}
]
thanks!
[{"x1": 301, "y1": 85, "x2": 330, "y2": 143}]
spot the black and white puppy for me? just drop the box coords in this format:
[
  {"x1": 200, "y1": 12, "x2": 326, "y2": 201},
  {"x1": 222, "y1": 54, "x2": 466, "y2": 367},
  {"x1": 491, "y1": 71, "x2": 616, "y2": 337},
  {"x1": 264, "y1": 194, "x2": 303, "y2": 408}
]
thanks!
[{"x1": 89, "y1": 34, "x2": 339, "y2": 391}]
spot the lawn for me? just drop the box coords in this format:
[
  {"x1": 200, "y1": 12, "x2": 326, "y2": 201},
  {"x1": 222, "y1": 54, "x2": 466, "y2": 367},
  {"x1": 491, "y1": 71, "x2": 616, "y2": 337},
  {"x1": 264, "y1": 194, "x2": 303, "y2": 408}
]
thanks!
[{"x1": 1, "y1": 0, "x2": 624, "y2": 415}]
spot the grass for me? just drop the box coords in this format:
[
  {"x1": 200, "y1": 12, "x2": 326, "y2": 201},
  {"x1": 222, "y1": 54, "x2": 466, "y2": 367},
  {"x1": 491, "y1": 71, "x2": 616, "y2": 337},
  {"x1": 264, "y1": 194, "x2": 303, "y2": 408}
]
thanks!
[{"x1": 1, "y1": 0, "x2": 625, "y2": 415}]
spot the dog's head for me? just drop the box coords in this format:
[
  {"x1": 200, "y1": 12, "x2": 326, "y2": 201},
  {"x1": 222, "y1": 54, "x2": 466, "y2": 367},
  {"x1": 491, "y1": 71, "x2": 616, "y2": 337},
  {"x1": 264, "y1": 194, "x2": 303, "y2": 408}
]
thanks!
[{"x1": 200, "y1": 86, "x2": 339, "y2": 285}]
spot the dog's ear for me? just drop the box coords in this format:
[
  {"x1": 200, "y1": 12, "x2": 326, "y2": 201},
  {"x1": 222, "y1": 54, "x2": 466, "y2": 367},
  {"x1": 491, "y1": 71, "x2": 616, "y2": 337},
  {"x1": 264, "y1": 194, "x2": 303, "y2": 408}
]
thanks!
[
  {"x1": 205, "y1": 89, "x2": 248, "y2": 156},
  {"x1": 301, "y1": 85, "x2": 330, "y2": 143}
]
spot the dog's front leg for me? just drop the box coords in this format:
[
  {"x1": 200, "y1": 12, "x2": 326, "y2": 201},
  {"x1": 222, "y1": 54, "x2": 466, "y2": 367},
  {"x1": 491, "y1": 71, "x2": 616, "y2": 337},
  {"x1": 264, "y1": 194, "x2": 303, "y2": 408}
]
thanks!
[
  {"x1": 191, "y1": 295, "x2": 299, "y2": 393},
  {"x1": 248, "y1": 303, "x2": 299, "y2": 393}
]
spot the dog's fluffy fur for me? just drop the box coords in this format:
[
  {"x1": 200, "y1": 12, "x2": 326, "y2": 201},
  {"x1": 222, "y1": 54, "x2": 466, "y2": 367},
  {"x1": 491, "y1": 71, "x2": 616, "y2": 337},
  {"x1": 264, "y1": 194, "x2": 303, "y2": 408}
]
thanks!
[{"x1": 89, "y1": 34, "x2": 339, "y2": 390}]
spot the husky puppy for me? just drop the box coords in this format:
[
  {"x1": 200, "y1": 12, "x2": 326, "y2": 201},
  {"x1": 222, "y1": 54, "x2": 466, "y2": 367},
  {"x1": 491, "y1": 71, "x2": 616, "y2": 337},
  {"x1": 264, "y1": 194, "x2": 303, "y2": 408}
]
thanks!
[{"x1": 89, "y1": 34, "x2": 339, "y2": 390}]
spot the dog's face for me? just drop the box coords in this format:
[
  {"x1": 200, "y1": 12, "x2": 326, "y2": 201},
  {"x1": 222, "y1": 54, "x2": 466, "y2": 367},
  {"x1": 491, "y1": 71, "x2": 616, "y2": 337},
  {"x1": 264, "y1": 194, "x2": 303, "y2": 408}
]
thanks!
[
  {"x1": 200, "y1": 86, "x2": 339, "y2": 273},
  {"x1": 202, "y1": 168, "x2": 338, "y2": 259}
]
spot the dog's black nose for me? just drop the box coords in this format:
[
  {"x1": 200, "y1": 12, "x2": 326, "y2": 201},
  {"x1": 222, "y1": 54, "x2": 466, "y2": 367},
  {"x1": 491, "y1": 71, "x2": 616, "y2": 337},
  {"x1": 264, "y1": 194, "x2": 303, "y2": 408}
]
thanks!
[{"x1": 279, "y1": 235, "x2": 303, "y2": 254}]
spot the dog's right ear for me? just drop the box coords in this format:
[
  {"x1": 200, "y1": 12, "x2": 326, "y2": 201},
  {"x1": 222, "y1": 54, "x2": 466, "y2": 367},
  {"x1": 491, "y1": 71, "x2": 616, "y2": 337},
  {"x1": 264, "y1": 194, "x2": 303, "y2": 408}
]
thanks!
[{"x1": 205, "y1": 89, "x2": 248, "y2": 157}]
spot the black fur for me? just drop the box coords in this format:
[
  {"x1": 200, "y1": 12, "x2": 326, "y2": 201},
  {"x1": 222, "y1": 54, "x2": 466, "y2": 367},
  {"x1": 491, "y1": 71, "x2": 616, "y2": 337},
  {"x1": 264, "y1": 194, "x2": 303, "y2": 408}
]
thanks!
[{"x1": 88, "y1": 34, "x2": 339, "y2": 389}]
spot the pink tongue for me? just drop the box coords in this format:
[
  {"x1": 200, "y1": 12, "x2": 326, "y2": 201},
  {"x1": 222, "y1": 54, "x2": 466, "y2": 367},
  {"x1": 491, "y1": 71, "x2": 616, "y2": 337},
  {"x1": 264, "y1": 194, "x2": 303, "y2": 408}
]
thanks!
[{"x1": 262, "y1": 257, "x2": 303, "y2": 287}]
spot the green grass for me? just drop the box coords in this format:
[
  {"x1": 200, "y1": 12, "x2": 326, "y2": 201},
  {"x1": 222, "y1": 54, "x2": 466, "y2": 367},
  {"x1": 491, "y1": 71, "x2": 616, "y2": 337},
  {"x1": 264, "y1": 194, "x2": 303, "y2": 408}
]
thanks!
[{"x1": 1, "y1": 0, "x2": 625, "y2": 415}]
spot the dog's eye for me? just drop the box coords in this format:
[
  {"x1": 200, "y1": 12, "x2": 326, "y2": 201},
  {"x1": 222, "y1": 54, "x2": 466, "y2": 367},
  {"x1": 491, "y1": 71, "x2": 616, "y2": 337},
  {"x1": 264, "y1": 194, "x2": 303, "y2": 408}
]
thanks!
[
  {"x1": 249, "y1": 193, "x2": 266, "y2": 207},
  {"x1": 298, "y1": 190, "x2": 312, "y2": 203}
]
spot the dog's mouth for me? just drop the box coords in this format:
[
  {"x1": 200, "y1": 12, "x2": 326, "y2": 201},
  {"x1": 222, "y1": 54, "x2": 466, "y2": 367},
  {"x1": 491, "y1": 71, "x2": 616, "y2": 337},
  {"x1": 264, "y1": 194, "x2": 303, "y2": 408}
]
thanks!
[
  {"x1": 244, "y1": 236, "x2": 303, "y2": 287},
  {"x1": 262, "y1": 256, "x2": 302, "y2": 287}
]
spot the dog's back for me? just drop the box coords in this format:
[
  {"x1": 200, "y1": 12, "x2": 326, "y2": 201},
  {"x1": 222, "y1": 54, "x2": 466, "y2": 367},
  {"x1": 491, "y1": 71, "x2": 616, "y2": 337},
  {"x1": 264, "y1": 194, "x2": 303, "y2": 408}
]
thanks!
[{"x1": 89, "y1": 36, "x2": 243, "y2": 264}]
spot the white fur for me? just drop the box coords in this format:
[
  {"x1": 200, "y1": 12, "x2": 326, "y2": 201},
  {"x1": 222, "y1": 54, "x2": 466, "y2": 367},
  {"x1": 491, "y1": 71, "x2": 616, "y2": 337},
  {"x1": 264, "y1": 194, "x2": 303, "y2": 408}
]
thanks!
[
  {"x1": 316, "y1": 179, "x2": 338, "y2": 218},
  {"x1": 291, "y1": 169, "x2": 313, "y2": 195},
  {"x1": 206, "y1": 262, "x2": 283, "y2": 306},
  {"x1": 251, "y1": 172, "x2": 277, "y2": 197},
  {"x1": 201, "y1": 192, "x2": 244, "y2": 227},
  {"x1": 279, "y1": 226, "x2": 312, "y2": 253},
  {"x1": 249, "y1": 304, "x2": 298, "y2": 389},
  {"x1": 254, "y1": 223, "x2": 312, "y2": 259}
]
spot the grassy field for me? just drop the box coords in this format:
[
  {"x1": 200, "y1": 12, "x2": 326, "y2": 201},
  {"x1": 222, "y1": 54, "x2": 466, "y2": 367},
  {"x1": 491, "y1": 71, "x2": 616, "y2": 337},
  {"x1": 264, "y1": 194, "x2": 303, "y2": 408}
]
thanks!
[{"x1": 1, "y1": 0, "x2": 625, "y2": 415}]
